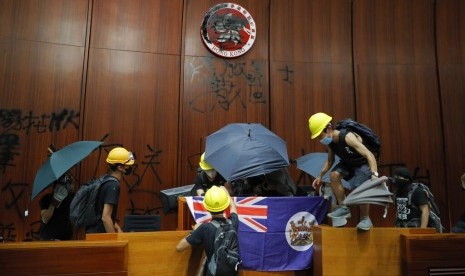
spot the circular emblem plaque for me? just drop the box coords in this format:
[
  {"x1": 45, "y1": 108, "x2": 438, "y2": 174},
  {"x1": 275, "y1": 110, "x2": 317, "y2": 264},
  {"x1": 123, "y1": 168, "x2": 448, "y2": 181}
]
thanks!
[{"x1": 200, "y1": 3, "x2": 256, "y2": 58}]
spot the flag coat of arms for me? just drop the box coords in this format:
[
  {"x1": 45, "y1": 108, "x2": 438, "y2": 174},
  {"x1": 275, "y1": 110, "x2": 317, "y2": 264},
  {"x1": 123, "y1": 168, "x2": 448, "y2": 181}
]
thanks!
[{"x1": 185, "y1": 196, "x2": 330, "y2": 271}]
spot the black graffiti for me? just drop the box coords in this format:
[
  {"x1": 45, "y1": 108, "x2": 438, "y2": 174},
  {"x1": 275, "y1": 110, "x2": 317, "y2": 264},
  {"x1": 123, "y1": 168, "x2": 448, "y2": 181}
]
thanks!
[
  {"x1": 278, "y1": 65, "x2": 294, "y2": 84},
  {"x1": 126, "y1": 199, "x2": 161, "y2": 215},
  {"x1": 189, "y1": 58, "x2": 266, "y2": 113},
  {"x1": 2, "y1": 180, "x2": 28, "y2": 218},
  {"x1": 0, "y1": 223, "x2": 16, "y2": 242},
  {"x1": 125, "y1": 144, "x2": 162, "y2": 194},
  {"x1": 0, "y1": 108, "x2": 80, "y2": 134},
  {"x1": 0, "y1": 133, "x2": 20, "y2": 174},
  {"x1": 23, "y1": 220, "x2": 41, "y2": 241}
]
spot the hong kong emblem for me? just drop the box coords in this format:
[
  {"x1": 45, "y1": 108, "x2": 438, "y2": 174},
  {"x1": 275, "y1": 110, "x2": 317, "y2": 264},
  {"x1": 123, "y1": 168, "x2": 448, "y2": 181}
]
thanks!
[{"x1": 200, "y1": 3, "x2": 256, "y2": 58}]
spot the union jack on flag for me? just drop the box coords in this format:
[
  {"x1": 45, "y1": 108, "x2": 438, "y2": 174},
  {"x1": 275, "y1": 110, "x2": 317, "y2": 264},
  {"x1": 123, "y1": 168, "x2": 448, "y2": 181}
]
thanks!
[{"x1": 185, "y1": 196, "x2": 268, "y2": 232}]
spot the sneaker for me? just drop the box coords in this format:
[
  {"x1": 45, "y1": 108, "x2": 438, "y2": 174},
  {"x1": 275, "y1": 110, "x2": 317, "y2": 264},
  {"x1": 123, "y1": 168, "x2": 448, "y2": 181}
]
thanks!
[
  {"x1": 327, "y1": 205, "x2": 351, "y2": 219},
  {"x1": 332, "y1": 217, "x2": 348, "y2": 227},
  {"x1": 356, "y1": 217, "x2": 373, "y2": 231}
]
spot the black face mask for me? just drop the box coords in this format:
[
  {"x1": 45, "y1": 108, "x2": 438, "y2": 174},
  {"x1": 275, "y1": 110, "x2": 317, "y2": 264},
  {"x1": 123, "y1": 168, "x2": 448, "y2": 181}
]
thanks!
[
  {"x1": 124, "y1": 166, "x2": 133, "y2": 176},
  {"x1": 392, "y1": 177, "x2": 410, "y2": 189}
]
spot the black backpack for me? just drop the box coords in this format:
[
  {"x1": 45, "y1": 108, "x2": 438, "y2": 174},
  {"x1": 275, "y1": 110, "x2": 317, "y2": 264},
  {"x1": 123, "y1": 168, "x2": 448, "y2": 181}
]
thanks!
[
  {"x1": 335, "y1": 119, "x2": 381, "y2": 158},
  {"x1": 69, "y1": 174, "x2": 117, "y2": 228},
  {"x1": 207, "y1": 219, "x2": 241, "y2": 276},
  {"x1": 407, "y1": 183, "x2": 444, "y2": 233}
]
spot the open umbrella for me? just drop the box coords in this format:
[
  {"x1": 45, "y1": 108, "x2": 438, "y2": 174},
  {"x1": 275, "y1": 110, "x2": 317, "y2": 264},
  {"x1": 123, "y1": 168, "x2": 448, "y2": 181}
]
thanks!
[
  {"x1": 31, "y1": 140, "x2": 103, "y2": 199},
  {"x1": 296, "y1": 152, "x2": 347, "y2": 185},
  {"x1": 343, "y1": 176, "x2": 393, "y2": 207},
  {"x1": 204, "y1": 123, "x2": 290, "y2": 182}
]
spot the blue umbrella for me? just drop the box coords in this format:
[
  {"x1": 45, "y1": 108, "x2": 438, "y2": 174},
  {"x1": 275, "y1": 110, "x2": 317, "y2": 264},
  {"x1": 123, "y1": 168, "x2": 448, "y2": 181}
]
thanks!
[
  {"x1": 31, "y1": 140, "x2": 103, "y2": 199},
  {"x1": 204, "y1": 123, "x2": 290, "y2": 182},
  {"x1": 296, "y1": 152, "x2": 348, "y2": 186}
]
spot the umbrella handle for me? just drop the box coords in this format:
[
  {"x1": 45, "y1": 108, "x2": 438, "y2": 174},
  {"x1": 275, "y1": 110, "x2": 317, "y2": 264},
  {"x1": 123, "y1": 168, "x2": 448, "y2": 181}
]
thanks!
[{"x1": 383, "y1": 206, "x2": 388, "y2": 218}]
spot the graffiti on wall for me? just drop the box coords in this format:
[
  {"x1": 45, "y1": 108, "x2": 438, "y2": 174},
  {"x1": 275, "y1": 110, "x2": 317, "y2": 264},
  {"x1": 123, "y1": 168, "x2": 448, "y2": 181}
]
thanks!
[{"x1": 188, "y1": 58, "x2": 266, "y2": 113}]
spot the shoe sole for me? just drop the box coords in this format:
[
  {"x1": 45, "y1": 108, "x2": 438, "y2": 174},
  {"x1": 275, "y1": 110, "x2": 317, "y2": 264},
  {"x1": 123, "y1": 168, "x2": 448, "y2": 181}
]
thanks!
[
  {"x1": 357, "y1": 226, "x2": 372, "y2": 231},
  {"x1": 327, "y1": 213, "x2": 352, "y2": 219}
]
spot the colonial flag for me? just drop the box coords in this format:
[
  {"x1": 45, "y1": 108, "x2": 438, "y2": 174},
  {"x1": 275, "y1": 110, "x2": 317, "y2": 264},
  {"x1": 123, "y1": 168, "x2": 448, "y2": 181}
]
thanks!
[{"x1": 185, "y1": 196, "x2": 330, "y2": 271}]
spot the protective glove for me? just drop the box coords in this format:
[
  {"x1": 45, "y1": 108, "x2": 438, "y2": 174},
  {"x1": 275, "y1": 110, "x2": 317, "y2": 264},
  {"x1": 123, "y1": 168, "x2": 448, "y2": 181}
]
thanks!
[{"x1": 53, "y1": 185, "x2": 68, "y2": 207}]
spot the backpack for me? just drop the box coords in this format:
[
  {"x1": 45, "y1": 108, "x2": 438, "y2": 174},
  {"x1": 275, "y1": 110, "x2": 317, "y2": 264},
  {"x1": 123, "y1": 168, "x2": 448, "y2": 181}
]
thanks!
[
  {"x1": 335, "y1": 119, "x2": 381, "y2": 158},
  {"x1": 407, "y1": 182, "x2": 444, "y2": 233},
  {"x1": 69, "y1": 174, "x2": 117, "y2": 228},
  {"x1": 207, "y1": 219, "x2": 241, "y2": 276}
]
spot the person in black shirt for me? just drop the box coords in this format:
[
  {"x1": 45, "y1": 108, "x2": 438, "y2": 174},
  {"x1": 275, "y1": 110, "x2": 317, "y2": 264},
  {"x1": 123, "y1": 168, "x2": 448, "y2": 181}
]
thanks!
[
  {"x1": 86, "y1": 147, "x2": 135, "y2": 233},
  {"x1": 308, "y1": 112, "x2": 379, "y2": 231},
  {"x1": 391, "y1": 167, "x2": 430, "y2": 229},
  {"x1": 177, "y1": 186, "x2": 239, "y2": 275},
  {"x1": 39, "y1": 173, "x2": 74, "y2": 240},
  {"x1": 190, "y1": 152, "x2": 230, "y2": 196}
]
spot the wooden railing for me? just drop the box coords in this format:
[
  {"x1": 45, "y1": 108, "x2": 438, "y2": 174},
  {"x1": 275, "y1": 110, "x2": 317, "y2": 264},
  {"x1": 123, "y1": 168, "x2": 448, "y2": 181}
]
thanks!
[
  {"x1": 0, "y1": 240, "x2": 128, "y2": 275},
  {"x1": 400, "y1": 233, "x2": 465, "y2": 275},
  {"x1": 312, "y1": 225, "x2": 435, "y2": 275}
]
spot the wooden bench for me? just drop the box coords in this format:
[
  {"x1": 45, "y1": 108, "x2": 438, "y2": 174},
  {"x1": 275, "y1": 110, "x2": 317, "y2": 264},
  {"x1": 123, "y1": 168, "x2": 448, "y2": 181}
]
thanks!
[
  {"x1": 401, "y1": 233, "x2": 465, "y2": 275},
  {"x1": 0, "y1": 240, "x2": 128, "y2": 275},
  {"x1": 312, "y1": 226, "x2": 435, "y2": 275}
]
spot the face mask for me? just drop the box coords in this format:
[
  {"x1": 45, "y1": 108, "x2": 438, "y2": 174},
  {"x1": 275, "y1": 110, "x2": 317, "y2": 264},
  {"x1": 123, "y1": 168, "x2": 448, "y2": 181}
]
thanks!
[
  {"x1": 320, "y1": 136, "x2": 333, "y2": 145},
  {"x1": 124, "y1": 166, "x2": 133, "y2": 175},
  {"x1": 205, "y1": 170, "x2": 217, "y2": 179},
  {"x1": 392, "y1": 177, "x2": 410, "y2": 189}
]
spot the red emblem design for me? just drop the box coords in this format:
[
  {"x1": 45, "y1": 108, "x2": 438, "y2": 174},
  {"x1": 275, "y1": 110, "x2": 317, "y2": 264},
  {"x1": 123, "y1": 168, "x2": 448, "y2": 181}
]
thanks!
[{"x1": 200, "y1": 3, "x2": 256, "y2": 58}]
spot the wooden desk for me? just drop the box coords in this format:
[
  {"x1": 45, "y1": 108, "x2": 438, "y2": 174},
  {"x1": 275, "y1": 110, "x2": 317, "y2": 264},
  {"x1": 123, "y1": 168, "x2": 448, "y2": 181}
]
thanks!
[
  {"x1": 401, "y1": 233, "x2": 465, "y2": 275},
  {"x1": 178, "y1": 196, "x2": 195, "y2": 230},
  {"x1": 0, "y1": 240, "x2": 128, "y2": 275},
  {"x1": 313, "y1": 226, "x2": 435, "y2": 275}
]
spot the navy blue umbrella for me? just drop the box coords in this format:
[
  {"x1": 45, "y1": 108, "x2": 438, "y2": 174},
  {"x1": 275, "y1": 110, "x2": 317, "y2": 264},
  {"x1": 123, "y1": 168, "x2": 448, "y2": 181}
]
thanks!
[
  {"x1": 296, "y1": 152, "x2": 342, "y2": 182},
  {"x1": 32, "y1": 141, "x2": 103, "y2": 199},
  {"x1": 204, "y1": 123, "x2": 290, "y2": 182}
]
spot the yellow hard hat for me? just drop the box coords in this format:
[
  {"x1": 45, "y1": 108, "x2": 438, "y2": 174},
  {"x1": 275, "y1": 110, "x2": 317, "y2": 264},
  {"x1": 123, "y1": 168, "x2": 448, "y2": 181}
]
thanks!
[
  {"x1": 106, "y1": 147, "x2": 135, "y2": 165},
  {"x1": 203, "y1": 186, "x2": 230, "y2": 212},
  {"x1": 308, "y1": 112, "x2": 333, "y2": 139},
  {"x1": 199, "y1": 152, "x2": 213, "y2": 171}
]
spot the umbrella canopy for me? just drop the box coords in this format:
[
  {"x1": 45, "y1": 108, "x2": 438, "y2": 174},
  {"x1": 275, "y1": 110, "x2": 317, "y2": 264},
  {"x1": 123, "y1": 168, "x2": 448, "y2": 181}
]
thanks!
[
  {"x1": 204, "y1": 123, "x2": 290, "y2": 182},
  {"x1": 296, "y1": 152, "x2": 347, "y2": 185},
  {"x1": 343, "y1": 176, "x2": 393, "y2": 206},
  {"x1": 32, "y1": 140, "x2": 103, "y2": 199}
]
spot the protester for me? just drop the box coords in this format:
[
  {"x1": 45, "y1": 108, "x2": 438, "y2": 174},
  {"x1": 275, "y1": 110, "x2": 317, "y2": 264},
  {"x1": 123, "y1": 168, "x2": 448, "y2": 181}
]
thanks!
[
  {"x1": 190, "y1": 153, "x2": 231, "y2": 196},
  {"x1": 391, "y1": 166, "x2": 433, "y2": 229},
  {"x1": 176, "y1": 186, "x2": 239, "y2": 275},
  {"x1": 86, "y1": 147, "x2": 135, "y2": 233},
  {"x1": 308, "y1": 112, "x2": 379, "y2": 231},
  {"x1": 39, "y1": 173, "x2": 74, "y2": 240},
  {"x1": 452, "y1": 173, "x2": 465, "y2": 233}
]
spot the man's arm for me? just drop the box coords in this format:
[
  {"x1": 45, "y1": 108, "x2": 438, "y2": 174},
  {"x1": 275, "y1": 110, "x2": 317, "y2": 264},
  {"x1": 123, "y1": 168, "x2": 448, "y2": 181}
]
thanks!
[
  {"x1": 102, "y1": 203, "x2": 115, "y2": 233},
  {"x1": 176, "y1": 238, "x2": 191, "y2": 252},
  {"x1": 419, "y1": 204, "x2": 430, "y2": 228},
  {"x1": 312, "y1": 147, "x2": 335, "y2": 189},
  {"x1": 345, "y1": 132, "x2": 378, "y2": 176}
]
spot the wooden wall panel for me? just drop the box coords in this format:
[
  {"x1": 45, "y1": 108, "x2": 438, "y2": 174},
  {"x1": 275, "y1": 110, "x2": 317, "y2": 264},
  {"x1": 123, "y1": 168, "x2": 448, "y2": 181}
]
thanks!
[
  {"x1": 0, "y1": 0, "x2": 88, "y2": 46},
  {"x1": 354, "y1": 0, "x2": 435, "y2": 65},
  {"x1": 180, "y1": 0, "x2": 270, "y2": 185},
  {"x1": 270, "y1": 0, "x2": 352, "y2": 63},
  {"x1": 355, "y1": 65, "x2": 445, "y2": 227},
  {"x1": 270, "y1": 62, "x2": 355, "y2": 174},
  {"x1": 353, "y1": 0, "x2": 443, "y2": 227},
  {"x1": 0, "y1": 0, "x2": 88, "y2": 241},
  {"x1": 91, "y1": 0, "x2": 183, "y2": 54},
  {"x1": 269, "y1": 0, "x2": 353, "y2": 182},
  {"x1": 83, "y1": 48, "x2": 180, "y2": 227},
  {"x1": 436, "y1": 0, "x2": 465, "y2": 226}
]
